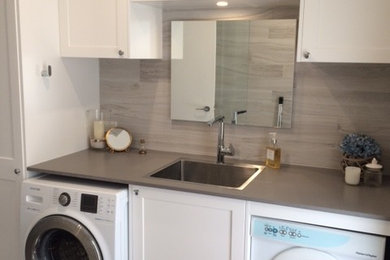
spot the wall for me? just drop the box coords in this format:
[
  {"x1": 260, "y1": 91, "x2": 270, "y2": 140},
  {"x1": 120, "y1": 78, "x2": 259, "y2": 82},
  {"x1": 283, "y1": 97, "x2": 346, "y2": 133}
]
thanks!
[
  {"x1": 100, "y1": 7, "x2": 390, "y2": 171},
  {"x1": 19, "y1": 0, "x2": 100, "y2": 166}
]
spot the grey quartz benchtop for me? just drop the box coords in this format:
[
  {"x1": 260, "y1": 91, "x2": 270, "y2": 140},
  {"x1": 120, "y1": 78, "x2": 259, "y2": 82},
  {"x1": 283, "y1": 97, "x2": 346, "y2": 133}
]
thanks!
[{"x1": 28, "y1": 149, "x2": 390, "y2": 221}]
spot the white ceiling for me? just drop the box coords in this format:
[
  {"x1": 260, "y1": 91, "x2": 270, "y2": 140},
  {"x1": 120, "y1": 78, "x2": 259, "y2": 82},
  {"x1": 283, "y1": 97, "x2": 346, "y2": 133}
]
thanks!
[{"x1": 136, "y1": 0, "x2": 299, "y2": 11}]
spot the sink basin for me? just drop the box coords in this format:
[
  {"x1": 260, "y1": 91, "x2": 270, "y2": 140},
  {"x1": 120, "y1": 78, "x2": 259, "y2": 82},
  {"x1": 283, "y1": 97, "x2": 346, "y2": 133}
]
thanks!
[{"x1": 150, "y1": 159, "x2": 263, "y2": 190}]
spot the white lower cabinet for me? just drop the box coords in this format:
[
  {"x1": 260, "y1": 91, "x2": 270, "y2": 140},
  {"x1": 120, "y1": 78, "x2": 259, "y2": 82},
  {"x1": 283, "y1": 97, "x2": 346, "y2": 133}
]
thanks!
[{"x1": 130, "y1": 185, "x2": 246, "y2": 260}]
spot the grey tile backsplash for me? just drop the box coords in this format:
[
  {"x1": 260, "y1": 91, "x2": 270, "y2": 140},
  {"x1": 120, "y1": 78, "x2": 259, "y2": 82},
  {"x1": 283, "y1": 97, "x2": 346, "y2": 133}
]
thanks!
[{"x1": 100, "y1": 8, "x2": 390, "y2": 171}]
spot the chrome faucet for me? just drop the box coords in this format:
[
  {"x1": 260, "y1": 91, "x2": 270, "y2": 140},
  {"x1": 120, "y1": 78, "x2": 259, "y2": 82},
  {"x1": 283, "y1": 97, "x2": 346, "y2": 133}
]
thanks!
[{"x1": 208, "y1": 115, "x2": 234, "y2": 163}]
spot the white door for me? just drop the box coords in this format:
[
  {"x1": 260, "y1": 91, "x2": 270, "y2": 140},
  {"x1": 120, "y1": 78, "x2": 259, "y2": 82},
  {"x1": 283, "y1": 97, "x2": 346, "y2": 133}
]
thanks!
[
  {"x1": 0, "y1": 0, "x2": 24, "y2": 259},
  {"x1": 131, "y1": 185, "x2": 246, "y2": 260},
  {"x1": 171, "y1": 21, "x2": 216, "y2": 122},
  {"x1": 297, "y1": 0, "x2": 390, "y2": 63}
]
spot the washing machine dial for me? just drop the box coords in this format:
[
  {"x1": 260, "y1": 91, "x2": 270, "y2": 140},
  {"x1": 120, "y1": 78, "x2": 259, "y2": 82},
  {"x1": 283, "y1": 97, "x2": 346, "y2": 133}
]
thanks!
[{"x1": 58, "y1": 192, "x2": 71, "y2": 207}]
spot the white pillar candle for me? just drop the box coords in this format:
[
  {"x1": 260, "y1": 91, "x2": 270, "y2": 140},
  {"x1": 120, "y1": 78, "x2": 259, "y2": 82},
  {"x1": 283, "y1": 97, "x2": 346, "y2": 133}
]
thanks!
[
  {"x1": 345, "y1": 166, "x2": 361, "y2": 185},
  {"x1": 93, "y1": 120, "x2": 105, "y2": 140}
]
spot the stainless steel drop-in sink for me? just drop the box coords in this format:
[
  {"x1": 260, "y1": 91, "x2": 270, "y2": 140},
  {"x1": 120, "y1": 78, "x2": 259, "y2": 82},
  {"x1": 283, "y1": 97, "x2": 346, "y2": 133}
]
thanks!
[{"x1": 150, "y1": 159, "x2": 263, "y2": 190}]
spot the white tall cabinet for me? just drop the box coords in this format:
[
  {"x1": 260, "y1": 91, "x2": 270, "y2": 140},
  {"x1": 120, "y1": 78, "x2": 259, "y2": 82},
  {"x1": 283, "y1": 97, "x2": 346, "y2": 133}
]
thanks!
[
  {"x1": 297, "y1": 0, "x2": 390, "y2": 63},
  {"x1": 130, "y1": 185, "x2": 246, "y2": 260},
  {"x1": 0, "y1": 1, "x2": 24, "y2": 259}
]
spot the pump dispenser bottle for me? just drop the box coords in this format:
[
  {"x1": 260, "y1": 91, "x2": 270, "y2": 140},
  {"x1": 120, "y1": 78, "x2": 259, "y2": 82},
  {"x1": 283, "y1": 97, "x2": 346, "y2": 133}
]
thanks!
[{"x1": 266, "y1": 132, "x2": 281, "y2": 168}]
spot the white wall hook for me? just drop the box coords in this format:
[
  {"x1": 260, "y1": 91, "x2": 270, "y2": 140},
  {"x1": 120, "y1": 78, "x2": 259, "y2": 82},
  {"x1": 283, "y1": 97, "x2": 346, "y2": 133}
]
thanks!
[{"x1": 41, "y1": 65, "x2": 52, "y2": 77}]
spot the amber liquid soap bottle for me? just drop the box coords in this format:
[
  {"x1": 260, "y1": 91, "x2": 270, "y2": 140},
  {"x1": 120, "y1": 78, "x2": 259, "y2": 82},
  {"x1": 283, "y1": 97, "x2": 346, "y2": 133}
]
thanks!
[{"x1": 265, "y1": 132, "x2": 281, "y2": 168}]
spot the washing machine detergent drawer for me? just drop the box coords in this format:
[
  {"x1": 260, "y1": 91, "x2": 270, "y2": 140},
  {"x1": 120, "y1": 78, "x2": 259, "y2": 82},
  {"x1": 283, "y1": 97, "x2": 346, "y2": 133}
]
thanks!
[{"x1": 250, "y1": 217, "x2": 386, "y2": 260}]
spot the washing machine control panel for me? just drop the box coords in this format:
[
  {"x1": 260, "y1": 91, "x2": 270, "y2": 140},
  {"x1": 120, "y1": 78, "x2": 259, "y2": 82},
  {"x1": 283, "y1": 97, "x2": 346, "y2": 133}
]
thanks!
[{"x1": 53, "y1": 188, "x2": 117, "y2": 220}]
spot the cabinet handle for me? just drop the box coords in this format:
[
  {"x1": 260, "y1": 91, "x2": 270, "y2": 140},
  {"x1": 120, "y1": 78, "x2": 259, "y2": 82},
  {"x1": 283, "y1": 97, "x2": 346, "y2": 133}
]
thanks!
[
  {"x1": 303, "y1": 51, "x2": 311, "y2": 59},
  {"x1": 118, "y1": 50, "x2": 124, "y2": 56},
  {"x1": 134, "y1": 189, "x2": 139, "y2": 196},
  {"x1": 14, "y1": 168, "x2": 21, "y2": 175}
]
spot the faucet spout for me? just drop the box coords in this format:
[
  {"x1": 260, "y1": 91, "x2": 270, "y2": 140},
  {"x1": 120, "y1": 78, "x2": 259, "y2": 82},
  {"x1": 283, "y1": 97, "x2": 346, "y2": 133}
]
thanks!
[{"x1": 208, "y1": 115, "x2": 234, "y2": 163}]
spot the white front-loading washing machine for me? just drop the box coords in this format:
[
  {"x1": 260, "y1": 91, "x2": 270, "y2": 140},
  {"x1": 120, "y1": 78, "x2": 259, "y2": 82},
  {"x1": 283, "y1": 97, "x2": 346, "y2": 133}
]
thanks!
[
  {"x1": 21, "y1": 175, "x2": 128, "y2": 260},
  {"x1": 250, "y1": 216, "x2": 387, "y2": 260}
]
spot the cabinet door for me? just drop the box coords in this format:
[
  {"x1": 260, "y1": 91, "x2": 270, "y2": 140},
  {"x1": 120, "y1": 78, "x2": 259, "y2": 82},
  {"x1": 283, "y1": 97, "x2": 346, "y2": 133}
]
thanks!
[
  {"x1": 297, "y1": 0, "x2": 390, "y2": 63},
  {"x1": 131, "y1": 186, "x2": 246, "y2": 260},
  {"x1": 0, "y1": 0, "x2": 24, "y2": 259},
  {"x1": 59, "y1": 0, "x2": 128, "y2": 58}
]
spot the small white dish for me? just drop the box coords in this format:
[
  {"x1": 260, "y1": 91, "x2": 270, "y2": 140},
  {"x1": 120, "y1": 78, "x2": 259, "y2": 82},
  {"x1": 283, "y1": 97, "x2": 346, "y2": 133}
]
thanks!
[{"x1": 89, "y1": 138, "x2": 106, "y2": 149}]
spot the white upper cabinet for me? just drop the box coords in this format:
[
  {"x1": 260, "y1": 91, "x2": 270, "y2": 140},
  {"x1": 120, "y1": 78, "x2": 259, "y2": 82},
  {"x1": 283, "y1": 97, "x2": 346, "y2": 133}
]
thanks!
[
  {"x1": 58, "y1": 0, "x2": 162, "y2": 59},
  {"x1": 297, "y1": 0, "x2": 390, "y2": 63}
]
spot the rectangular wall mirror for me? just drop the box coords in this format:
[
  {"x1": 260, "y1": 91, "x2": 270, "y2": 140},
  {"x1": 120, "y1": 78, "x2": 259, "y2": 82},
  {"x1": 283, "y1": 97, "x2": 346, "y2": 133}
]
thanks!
[{"x1": 171, "y1": 19, "x2": 297, "y2": 128}]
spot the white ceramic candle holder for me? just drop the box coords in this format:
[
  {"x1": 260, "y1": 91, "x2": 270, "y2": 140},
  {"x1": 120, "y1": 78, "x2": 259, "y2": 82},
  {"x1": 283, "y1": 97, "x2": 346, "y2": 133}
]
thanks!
[{"x1": 345, "y1": 166, "x2": 361, "y2": 185}]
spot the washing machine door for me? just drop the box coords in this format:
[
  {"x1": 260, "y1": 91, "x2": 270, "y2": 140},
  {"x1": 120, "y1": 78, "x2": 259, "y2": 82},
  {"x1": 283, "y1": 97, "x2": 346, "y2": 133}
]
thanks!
[
  {"x1": 273, "y1": 247, "x2": 337, "y2": 260},
  {"x1": 25, "y1": 215, "x2": 102, "y2": 260}
]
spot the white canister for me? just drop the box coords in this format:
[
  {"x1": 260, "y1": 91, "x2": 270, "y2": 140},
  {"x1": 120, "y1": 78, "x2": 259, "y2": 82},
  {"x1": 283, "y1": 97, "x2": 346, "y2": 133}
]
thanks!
[{"x1": 345, "y1": 166, "x2": 361, "y2": 185}]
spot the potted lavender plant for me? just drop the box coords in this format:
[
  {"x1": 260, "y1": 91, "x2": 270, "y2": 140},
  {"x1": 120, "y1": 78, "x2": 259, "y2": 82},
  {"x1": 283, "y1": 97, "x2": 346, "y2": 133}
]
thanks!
[{"x1": 340, "y1": 133, "x2": 381, "y2": 172}]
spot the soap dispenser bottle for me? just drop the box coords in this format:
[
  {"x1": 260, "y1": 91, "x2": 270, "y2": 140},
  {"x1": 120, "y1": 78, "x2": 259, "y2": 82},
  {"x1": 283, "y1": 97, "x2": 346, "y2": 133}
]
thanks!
[{"x1": 266, "y1": 132, "x2": 281, "y2": 169}]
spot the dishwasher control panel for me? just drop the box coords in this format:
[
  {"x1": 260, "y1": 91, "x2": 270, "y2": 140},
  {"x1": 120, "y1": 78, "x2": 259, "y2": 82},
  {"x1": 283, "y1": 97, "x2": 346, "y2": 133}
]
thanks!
[
  {"x1": 252, "y1": 216, "x2": 350, "y2": 247},
  {"x1": 263, "y1": 223, "x2": 304, "y2": 239},
  {"x1": 250, "y1": 216, "x2": 386, "y2": 259}
]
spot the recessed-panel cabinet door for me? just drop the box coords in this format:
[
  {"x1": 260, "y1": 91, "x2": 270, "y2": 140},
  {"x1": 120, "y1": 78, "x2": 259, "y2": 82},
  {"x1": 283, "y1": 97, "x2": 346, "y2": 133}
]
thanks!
[
  {"x1": 59, "y1": 0, "x2": 128, "y2": 58},
  {"x1": 297, "y1": 0, "x2": 390, "y2": 63},
  {"x1": 0, "y1": 0, "x2": 24, "y2": 259},
  {"x1": 131, "y1": 185, "x2": 245, "y2": 260}
]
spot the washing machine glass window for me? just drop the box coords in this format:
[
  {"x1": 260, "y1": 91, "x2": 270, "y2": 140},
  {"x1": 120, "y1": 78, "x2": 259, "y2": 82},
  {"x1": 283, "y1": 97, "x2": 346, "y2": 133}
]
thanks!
[
  {"x1": 250, "y1": 216, "x2": 386, "y2": 260},
  {"x1": 25, "y1": 215, "x2": 102, "y2": 260}
]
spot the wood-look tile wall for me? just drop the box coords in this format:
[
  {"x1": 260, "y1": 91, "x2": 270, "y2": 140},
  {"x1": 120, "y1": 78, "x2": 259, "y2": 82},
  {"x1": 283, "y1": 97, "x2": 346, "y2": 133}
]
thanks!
[{"x1": 100, "y1": 8, "x2": 390, "y2": 171}]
